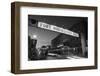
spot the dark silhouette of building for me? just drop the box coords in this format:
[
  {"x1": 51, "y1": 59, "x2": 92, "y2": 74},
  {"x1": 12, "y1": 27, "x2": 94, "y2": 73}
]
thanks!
[
  {"x1": 28, "y1": 36, "x2": 38, "y2": 60},
  {"x1": 51, "y1": 20, "x2": 88, "y2": 57}
]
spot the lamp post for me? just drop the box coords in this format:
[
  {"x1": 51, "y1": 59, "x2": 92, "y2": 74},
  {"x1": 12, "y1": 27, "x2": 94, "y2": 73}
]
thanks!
[{"x1": 31, "y1": 35, "x2": 37, "y2": 48}]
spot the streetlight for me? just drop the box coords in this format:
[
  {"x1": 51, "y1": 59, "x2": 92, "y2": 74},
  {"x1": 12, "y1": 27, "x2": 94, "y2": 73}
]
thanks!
[{"x1": 32, "y1": 35, "x2": 37, "y2": 39}]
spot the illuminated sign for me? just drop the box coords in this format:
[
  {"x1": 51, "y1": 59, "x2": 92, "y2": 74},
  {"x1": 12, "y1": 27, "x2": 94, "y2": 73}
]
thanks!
[{"x1": 38, "y1": 22, "x2": 79, "y2": 37}]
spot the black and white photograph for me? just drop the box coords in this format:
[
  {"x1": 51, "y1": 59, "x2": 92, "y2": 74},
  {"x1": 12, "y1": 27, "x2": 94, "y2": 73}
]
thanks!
[
  {"x1": 11, "y1": 2, "x2": 97, "y2": 74},
  {"x1": 28, "y1": 15, "x2": 88, "y2": 61}
]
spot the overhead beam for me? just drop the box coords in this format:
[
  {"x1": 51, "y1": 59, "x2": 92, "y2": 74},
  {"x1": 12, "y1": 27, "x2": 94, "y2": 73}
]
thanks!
[{"x1": 38, "y1": 22, "x2": 79, "y2": 37}]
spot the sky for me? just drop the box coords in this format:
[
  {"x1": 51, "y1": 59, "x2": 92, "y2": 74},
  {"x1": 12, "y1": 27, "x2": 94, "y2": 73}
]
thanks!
[{"x1": 28, "y1": 26, "x2": 60, "y2": 48}]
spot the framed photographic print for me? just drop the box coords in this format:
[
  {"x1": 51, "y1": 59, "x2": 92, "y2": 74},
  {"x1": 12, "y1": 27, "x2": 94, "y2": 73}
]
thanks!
[{"x1": 11, "y1": 2, "x2": 98, "y2": 74}]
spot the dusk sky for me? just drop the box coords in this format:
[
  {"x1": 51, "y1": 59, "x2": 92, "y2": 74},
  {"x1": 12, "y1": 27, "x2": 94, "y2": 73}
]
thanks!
[{"x1": 28, "y1": 26, "x2": 60, "y2": 48}]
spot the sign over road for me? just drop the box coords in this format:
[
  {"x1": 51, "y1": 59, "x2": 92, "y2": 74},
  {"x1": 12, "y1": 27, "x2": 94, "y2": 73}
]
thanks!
[{"x1": 38, "y1": 22, "x2": 79, "y2": 37}]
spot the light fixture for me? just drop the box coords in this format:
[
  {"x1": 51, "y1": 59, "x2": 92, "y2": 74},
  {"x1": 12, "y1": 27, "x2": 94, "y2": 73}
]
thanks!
[{"x1": 32, "y1": 35, "x2": 37, "y2": 39}]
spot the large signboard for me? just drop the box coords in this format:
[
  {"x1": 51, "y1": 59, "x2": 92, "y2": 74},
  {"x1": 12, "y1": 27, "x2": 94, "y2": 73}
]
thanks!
[{"x1": 38, "y1": 22, "x2": 79, "y2": 37}]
